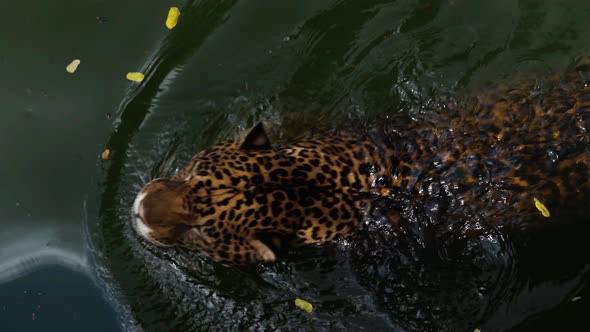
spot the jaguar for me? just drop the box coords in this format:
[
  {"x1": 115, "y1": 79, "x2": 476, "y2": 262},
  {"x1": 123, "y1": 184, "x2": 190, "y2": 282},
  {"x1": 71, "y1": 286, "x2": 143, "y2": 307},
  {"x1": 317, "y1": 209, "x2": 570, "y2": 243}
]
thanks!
[{"x1": 132, "y1": 66, "x2": 590, "y2": 265}]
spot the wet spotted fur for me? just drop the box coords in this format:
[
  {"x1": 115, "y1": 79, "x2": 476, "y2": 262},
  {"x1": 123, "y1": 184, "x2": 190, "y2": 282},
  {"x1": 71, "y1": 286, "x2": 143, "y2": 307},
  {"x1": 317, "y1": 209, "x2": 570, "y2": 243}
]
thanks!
[{"x1": 132, "y1": 68, "x2": 590, "y2": 265}]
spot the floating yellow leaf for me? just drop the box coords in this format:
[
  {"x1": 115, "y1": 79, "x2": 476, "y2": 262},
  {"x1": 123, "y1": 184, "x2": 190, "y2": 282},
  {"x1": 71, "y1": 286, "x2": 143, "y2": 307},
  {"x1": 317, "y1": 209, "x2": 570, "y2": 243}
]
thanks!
[
  {"x1": 295, "y1": 298, "x2": 313, "y2": 313},
  {"x1": 101, "y1": 149, "x2": 111, "y2": 160},
  {"x1": 66, "y1": 59, "x2": 81, "y2": 73},
  {"x1": 126, "y1": 72, "x2": 144, "y2": 82},
  {"x1": 166, "y1": 7, "x2": 180, "y2": 29},
  {"x1": 533, "y1": 197, "x2": 550, "y2": 217}
]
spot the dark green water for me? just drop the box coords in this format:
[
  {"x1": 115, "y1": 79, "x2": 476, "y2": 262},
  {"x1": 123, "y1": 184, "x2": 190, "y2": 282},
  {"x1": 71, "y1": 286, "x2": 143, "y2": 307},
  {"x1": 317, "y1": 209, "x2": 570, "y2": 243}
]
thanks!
[{"x1": 1, "y1": 0, "x2": 589, "y2": 331}]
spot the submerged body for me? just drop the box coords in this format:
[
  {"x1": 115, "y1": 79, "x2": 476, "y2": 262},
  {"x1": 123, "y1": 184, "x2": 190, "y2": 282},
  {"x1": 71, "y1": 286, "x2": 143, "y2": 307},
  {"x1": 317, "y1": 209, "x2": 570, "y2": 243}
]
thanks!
[{"x1": 132, "y1": 69, "x2": 590, "y2": 265}]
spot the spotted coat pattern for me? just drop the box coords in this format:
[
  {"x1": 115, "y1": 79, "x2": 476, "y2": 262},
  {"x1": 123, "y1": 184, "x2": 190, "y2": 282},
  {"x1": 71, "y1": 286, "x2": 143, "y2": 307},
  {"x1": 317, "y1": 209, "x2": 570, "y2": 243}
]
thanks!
[{"x1": 132, "y1": 69, "x2": 590, "y2": 265}]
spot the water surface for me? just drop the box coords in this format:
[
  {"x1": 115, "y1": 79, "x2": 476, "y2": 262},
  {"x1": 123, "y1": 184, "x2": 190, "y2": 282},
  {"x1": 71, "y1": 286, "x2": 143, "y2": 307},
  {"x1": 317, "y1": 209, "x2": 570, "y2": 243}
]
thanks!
[{"x1": 1, "y1": 0, "x2": 589, "y2": 331}]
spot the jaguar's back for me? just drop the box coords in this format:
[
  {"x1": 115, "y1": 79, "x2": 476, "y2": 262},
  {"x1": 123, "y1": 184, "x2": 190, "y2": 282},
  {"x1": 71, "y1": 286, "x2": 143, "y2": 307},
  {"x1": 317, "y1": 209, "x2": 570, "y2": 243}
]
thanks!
[{"x1": 132, "y1": 67, "x2": 590, "y2": 265}]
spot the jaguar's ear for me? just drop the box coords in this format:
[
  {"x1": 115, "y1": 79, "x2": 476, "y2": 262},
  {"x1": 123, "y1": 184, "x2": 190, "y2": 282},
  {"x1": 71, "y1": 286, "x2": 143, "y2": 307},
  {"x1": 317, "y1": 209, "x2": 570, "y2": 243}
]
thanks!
[{"x1": 239, "y1": 122, "x2": 272, "y2": 150}]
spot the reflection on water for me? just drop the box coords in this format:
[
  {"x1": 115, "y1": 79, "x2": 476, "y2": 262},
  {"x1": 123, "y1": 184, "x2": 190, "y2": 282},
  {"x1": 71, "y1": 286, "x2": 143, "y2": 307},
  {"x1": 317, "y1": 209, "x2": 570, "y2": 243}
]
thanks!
[
  {"x1": 0, "y1": 0, "x2": 176, "y2": 328},
  {"x1": 89, "y1": 0, "x2": 590, "y2": 331},
  {"x1": 0, "y1": 228, "x2": 87, "y2": 284}
]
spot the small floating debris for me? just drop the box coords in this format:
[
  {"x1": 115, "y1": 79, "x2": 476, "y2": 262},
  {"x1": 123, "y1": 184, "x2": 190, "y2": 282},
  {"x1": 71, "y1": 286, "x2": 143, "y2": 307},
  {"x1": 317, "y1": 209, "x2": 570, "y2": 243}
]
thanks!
[
  {"x1": 533, "y1": 197, "x2": 551, "y2": 217},
  {"x1": 66, "y1": 59, "x2": 81, "y2": 73},
  {"x1": 295, "y1": 298, "x2": 313, "y2": 313},
  {"x1": 474, "y1": 329, "x2": 481, "y2": 332},
  {"x1": 101, "y1": 149, "x2": 111, "y2": 160},
  {"x1": 572, "y1": 296, "x2": 582, "y2": 302},
  {"x1": 166, "y1": 7, "x2": 180, "y2": 29},
  {"x1": 126, "y1": 72, "x2": 144, "y2": 82}
]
